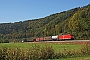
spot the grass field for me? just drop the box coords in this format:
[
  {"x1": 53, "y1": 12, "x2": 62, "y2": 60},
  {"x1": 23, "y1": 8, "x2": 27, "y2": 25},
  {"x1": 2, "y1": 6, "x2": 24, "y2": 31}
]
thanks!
[
  {"x1": 0, "y1": 42, "x2": 82, "y2": 51},
  {"x1": 0, "y1": 42, "x2": 90, "y2": 60},
  {"x1": 53, "y1": 55, "x2": 90, "y2": 60}
]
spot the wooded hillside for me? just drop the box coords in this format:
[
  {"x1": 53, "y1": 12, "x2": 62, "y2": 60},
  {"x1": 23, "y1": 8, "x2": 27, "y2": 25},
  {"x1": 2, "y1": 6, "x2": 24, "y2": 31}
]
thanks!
[{"x1": 0, "y1": 4, "x2": 90, "y2": 42}]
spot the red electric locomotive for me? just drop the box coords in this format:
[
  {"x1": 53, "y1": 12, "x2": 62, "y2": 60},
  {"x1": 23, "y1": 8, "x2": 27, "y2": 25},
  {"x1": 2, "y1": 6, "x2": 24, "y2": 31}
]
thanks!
[{"x1": 58, "y1": 34, "x2": 74, "y2": 40}]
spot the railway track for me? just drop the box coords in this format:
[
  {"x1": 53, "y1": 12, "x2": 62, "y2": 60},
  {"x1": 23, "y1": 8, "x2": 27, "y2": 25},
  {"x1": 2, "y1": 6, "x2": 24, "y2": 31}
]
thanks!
[
  {"x1": 44, "y1": 40, "x2": 90, "y2": 42},
  {"x1": 29, "y1": 40, "x2": 90, "y2": 44}
]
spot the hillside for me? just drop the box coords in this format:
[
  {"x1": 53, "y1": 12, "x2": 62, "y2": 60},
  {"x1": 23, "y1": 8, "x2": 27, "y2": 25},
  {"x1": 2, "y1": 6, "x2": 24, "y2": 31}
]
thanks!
[{"x1": 0, "y1": 4, "x2": 90, "y2": 42}]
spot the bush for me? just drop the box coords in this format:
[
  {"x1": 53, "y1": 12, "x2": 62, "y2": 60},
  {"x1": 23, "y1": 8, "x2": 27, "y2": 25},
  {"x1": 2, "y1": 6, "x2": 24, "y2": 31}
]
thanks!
[{"x1": 79, "y1": 43, "x2": 90, "y2": 55}]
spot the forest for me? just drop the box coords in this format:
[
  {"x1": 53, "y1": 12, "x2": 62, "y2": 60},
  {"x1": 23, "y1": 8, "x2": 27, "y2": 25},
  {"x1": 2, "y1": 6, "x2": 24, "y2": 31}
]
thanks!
[{"x1": 0, "y1": 4, "x2": 90, "y2": 42}]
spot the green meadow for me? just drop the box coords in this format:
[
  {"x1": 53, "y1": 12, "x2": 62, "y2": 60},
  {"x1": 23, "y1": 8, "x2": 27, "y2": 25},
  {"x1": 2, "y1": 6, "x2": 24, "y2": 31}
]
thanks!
[
  {"x1": 0, "y1": 42, "x2": 82, "y2": 51},
  {"x1": 0, "y1": 42, "x2": 90, "y2": 60}
]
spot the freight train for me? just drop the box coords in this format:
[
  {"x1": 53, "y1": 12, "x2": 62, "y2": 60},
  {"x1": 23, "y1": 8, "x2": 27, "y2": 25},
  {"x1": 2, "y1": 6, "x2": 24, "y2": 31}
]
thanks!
[{"x1": 33, "y1": 34, "x2": 74, "y2": 42}]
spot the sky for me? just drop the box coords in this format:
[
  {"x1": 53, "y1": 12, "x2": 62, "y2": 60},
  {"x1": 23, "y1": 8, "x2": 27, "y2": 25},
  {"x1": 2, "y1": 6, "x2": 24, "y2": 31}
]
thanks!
[{"x1": 0, "y1": 0, "x2": 90, "y2": 23}]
